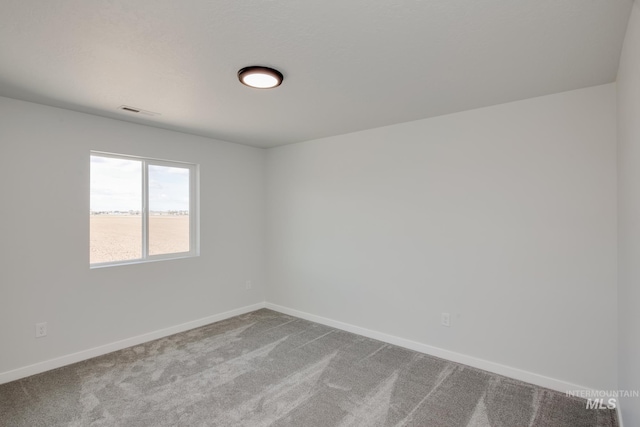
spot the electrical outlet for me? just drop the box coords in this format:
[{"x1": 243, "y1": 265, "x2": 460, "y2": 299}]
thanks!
[
  {"x1": 245, "y1": 280, "x2": 253, "y2": 290},
  {"x1": 35, "y1": 322, "x2": 47, "y2": 338},
  {"x1": 441, "y1": 313, "x2": 450, "y2": 327}
]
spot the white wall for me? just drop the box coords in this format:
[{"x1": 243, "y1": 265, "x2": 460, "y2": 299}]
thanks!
[
  {"x1": 0, "y1": 81, "x2": 622, "y2": 400},
  {"x1": 266, "y1": 84, "x2": 618, "y2": 391},
  {"x1": 618, "y1": 1, "x2": 640, "y2": 424},
  {"x1": 0, "y1": 97, "x2": 266, "y2": 377}
]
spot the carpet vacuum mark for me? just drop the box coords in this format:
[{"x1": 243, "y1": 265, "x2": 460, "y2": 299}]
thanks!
[{"x1": 0, "y1": 309, "x2": 618, "y2": 426}]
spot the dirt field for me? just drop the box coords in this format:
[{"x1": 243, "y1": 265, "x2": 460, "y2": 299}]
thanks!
[{"x1": 90, "y1": 215, "x2": 190, "y2": 264}]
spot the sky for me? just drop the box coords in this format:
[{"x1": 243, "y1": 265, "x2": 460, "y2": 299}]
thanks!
[{"x1": 90, "y1": 155, "x2": 190, "y2": 212}]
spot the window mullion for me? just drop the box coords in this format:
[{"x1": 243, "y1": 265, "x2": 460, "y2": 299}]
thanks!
[{"x1": 142, "y1": 160, "x2": 149, "y2": 259}]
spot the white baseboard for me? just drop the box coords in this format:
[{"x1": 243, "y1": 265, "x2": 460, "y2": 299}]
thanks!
[
  {"x1": 0, "y1": 302, "x2": 266, "y2": 385},
  {"x1": 1, "y1": 300, "x2": 609, "y2": 407},
  {"x1": 265, "y1": 302, "x2": 595, "y2": 396}
]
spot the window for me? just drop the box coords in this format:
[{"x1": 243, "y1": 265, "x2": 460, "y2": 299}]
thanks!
[{"x1": 90, "y1": 152, "x2": 198, "y2": 267}]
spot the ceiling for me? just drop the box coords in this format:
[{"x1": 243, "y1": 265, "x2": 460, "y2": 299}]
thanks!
[{"x1": 0, "y1": 1, "x2": 633, "y2": 148}]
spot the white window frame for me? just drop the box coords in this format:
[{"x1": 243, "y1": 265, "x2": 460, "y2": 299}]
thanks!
[{"x1": 90, "y1": 151, "x2": 199, "y2": 268}]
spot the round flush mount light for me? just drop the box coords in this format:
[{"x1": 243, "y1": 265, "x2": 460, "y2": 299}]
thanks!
[{"x1": 238, "y1": 66, "x2": 283, "y2": 89}]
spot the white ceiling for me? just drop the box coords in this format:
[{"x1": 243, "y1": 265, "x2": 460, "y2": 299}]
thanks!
[{"x1": 0, "y1": 0, "x2": 632, "y2": 148}]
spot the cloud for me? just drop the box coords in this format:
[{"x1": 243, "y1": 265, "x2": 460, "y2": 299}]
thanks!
[{"x1": 91, "y1": 155, "x2": 190, "y2": 212}]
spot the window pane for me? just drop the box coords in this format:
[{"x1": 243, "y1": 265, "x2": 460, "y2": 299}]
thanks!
[
  {"x1": 90, "y1": 156, "x2": 142, "y2": 264},
  {"x1": 148, "y1": 164, "x2": 190, "y2": 256}
]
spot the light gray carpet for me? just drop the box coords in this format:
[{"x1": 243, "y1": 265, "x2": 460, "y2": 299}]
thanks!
[{"x1": 0, "y1": 309, "x2": 618, "y2": 426}]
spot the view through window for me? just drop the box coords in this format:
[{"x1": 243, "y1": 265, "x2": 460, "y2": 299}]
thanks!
[{"x1": 90, "y1": 152, "x2": 197, "y2": 266}]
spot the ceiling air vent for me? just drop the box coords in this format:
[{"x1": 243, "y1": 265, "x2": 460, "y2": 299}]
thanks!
[{"x1": 118, "y1": 105, "x2": 160, "y2": 117}]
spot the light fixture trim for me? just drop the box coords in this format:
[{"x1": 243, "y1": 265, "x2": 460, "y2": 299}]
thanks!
[{"x1": 238, "y1": 66, "x2": 283, "y2": 89}]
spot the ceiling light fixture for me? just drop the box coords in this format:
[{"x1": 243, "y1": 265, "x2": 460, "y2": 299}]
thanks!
[{"x1": 238, "y1": 66, "x2": 283, "y2": 89}]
